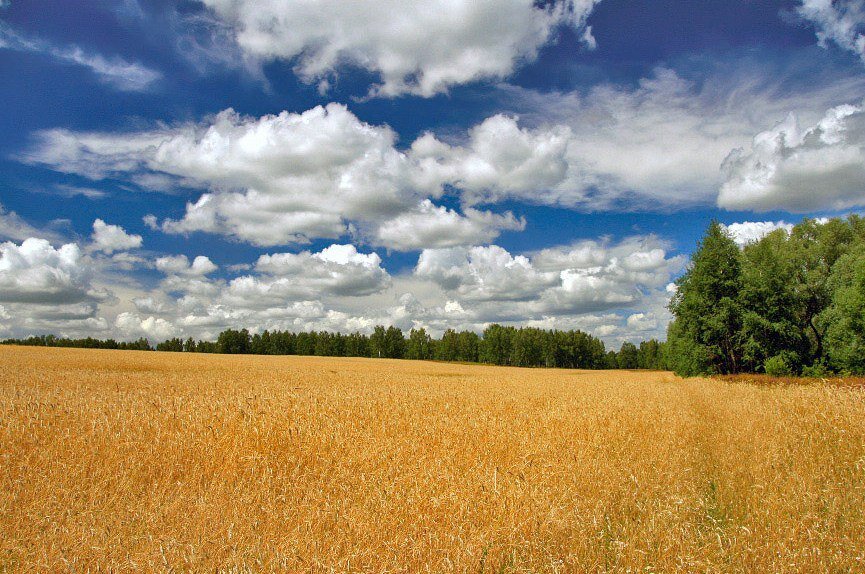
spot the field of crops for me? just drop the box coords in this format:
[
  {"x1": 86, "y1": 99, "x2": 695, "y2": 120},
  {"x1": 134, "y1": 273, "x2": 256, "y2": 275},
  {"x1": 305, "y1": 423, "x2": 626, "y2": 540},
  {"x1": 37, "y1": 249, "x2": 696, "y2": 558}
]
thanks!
[{"x1": 1, "y1": 346, "x2": 864, "y2": 572}]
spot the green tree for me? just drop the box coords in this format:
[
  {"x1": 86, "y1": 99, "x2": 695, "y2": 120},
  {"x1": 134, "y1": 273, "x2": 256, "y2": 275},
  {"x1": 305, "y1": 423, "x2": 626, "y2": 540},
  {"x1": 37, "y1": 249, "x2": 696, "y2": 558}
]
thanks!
[
  {"x1": 511, "y1": 328, "x2": 542, "y2": 367},
  {"x1": 617, "y1": 342, "x2": 639, "y2": 369},
  {"x1": 156, "y1": 338, "x2": 183, "y2": 352},
  {"x1": 369, "y1": 326, "x2": 387, "y2": 358},
  {"x1": 217, "y1": 329, "x2": 250, "y2": 354},
  {"x1": 344, "y1": 332, "x2": 370, "y2": 357},
  {"x1": 668, "y1": 221, "x2": 743, "y2": 375},
  {"x1": 822, "y1": 251, "x2": 865, "y2": 373},
  {"x1": 384, "y1": 326, "x2": 406, "y2": 359},
  {"x1": 456, "y1": 330, "x2": 480, "y2": 362},
  {"x1": 637, "y1": 339, "x2": 661, "y2": 370},
  {"x1": 436, "y1": 329, "x2": 460, "y2": 361},
  {"x1": 479, "y1": 324, "x2": 514, "y2": 365},
  {"x1": 270, "y1": 331, "x2": 296, "y2": 355},
  {"x1": 295, "y1": 331, "x2": 315, "y2": 355},
  {"x1": 406, "y1": 328, "x2": 433, "y2": 360},
  {"x1": 738, "y1": 231, "x2": 808, "y2": 373},
  {"x1": 788, "y1": 217, "x2": 857, "y2": 364}
]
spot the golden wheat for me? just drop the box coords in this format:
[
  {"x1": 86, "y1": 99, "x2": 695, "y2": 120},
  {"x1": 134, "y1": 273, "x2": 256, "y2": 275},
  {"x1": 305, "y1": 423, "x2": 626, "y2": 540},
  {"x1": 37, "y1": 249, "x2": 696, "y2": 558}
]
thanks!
[{"x1": 1, "y1": 346, "x2": 863, "y2": 573}]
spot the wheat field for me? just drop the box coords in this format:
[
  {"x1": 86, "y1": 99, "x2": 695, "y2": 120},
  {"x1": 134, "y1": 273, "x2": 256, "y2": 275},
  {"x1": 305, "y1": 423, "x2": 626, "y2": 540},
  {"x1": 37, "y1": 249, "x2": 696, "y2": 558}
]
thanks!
[{"x1": 1, "y1": 346, "x2": 863, "y2": 573}]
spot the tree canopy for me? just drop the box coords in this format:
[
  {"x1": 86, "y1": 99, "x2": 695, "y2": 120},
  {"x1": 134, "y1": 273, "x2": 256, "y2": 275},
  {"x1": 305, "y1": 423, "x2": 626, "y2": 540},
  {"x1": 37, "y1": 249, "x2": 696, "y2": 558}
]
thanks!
[{"x1": 668, "y1": 215, "x2": 865, "y2": 376}]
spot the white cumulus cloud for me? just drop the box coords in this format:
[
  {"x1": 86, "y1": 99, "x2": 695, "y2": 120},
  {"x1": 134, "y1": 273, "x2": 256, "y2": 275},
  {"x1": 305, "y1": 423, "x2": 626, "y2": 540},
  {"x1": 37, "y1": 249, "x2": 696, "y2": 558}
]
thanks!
[
  {"x1": 155, "y1": 254, "x2": 218, "y2": 276},
  {"x1": 415, "y1": 236, "x2": 684, "y2": 317},
  {"x1": 26, "y1": 104, "x2": 438, "y2": 247},
  {"x1": 90, "y1": 219, "x2": 143, "y2": 254},
  {"x1": 24, "y1": 104, "x2": 536, "y2": 250},
  {"x1": 200, "y1": 0, "x2": 601, "y2": 97},
  {"x1": 0, "y1": 238, "x2": 105, "y2": 305},
  {"x1": 24, "y1": 63, "x2": 865, "y2": 250},
  {"x1": 373, "y1": 200, "x2": 525, "y2": 251},
  {"x1": 115, "y1": 312, "x2": 180, "y2": 341},
  {"x1": 626, "y1": 312, "x2": 657, "y2": 332},
  {"x1": 247, "y1": 244, "x2": 390, "y2": 298},
  {"x1": 492, "y1": 66, "x2": 865, "y2": 211},
  {"x1": 410, "y1": 114, "x2": 573, "y2": 206},
  {"x1": 719, "y1": 102, "x2": 865, "y2": 211},
  {"x1": 416, "y1": 245, "x2": 558, "y2": 302}
]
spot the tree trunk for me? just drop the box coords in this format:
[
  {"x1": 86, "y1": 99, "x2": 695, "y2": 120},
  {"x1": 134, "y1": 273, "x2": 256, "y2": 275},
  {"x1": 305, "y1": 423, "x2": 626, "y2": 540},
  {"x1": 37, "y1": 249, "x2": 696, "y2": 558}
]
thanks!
[{"x1": 808, "y1": 315, "x2": 823, "y2": 362}]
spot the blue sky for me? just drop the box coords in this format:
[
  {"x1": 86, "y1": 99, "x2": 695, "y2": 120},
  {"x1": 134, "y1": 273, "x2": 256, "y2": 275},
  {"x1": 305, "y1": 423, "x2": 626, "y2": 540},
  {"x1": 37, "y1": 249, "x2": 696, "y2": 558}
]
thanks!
[{"x1": 1, "y1": 0, "x2": 865, "y2": 346}]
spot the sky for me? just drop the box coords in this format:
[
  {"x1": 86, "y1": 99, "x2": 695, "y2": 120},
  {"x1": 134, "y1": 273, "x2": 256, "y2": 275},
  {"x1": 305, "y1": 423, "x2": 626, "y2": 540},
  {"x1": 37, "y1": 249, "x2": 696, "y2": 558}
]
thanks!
[{"x1": 2, "y1": 0, "x2": 865, "y2": 347}]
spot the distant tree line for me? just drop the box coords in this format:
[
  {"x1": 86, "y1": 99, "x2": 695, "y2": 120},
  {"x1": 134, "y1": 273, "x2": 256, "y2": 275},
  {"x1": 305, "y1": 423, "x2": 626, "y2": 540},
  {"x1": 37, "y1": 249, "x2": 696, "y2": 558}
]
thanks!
[
  {"x1": 2, "y1": 326, "x2": 668, "y2": 370},
  {"x1": 668, "y1": 216, "x2": 865, "y2": 377},
  {"x1": 0, "y1": 334, "x2": 154, "y2": 351},
  {"x1": 152, "y1": 325, "x2": 639, "y2": 369}
]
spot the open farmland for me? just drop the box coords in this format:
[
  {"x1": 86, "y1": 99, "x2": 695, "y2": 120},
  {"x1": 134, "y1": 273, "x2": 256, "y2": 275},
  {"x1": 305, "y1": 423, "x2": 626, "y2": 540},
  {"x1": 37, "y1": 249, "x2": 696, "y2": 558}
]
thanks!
[{"x1": 1, "y1": 346, "x2": 864, "y2": 572}]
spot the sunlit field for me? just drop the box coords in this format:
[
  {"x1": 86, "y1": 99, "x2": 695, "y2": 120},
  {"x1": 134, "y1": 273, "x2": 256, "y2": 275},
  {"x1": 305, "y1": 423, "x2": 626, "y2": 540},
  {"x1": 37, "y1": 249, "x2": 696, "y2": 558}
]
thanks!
[{"x1": 1, "y1": 346, "x2": 864, "y2": 572}]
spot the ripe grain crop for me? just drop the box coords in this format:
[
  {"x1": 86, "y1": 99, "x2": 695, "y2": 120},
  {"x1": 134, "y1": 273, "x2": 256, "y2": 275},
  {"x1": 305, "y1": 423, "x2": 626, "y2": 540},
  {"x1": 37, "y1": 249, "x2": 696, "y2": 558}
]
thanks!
[
  {"x1": 716, "y1": 373, "x2": 865, "y2": 389},
  {"x1": 1, "y1": 346, "x2": 864, "y2": 573}
]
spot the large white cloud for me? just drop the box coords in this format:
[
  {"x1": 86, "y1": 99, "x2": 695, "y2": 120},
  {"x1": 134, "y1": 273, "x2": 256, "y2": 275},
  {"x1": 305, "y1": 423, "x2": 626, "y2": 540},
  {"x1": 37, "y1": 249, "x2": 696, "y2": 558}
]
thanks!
[
  {"x1": 0, "y1": 230, "x2": 680, "y2": 345},
  {"x1": 27, "y1": 105, "x2": 434, "y2": 246},
  {"x1": 26, "y1": 91, "x2": 708, "y2": 250},
  {"x1": 244, "y1": 244, "x2": 391, "y2": 298},
  {"x1": 719, "y1": 102, "x2": 865, "y2": 211},
  {"x1": 0, "y1": 237, "x2": 114, "y2": 339},
  {"x1": 416, "y1": 245, "x2": 558, "y2": 301},
  {"x1": 90, "y1": 219, "x2": 143, "y2": 254},
  {"x1": 155, "y1": 254, "x2": 218, "y2": 276},
  {"x1": 115, "y1": 312, "x2": 180, "y2": 341},
  {"x1": 532, "y1": 237, "x2": 683, "y2": 315},
  {"x1": 484, "y1": 67, "x2": 865, "y2": 211},
  {"x1": 798, "y1": 0, "x2": 865, "y2": 63},
  {"x1": 373, "y1": 200, "x2": 525, "y2": 251},
  {"x1": 100, "y1": 236, "x2": 682, "y2": 344},
  {"x1": 121, "y1": 243, "x2": 393, "y2": 340},
  {"x1": 410, "y1": 115, "x2": 573, "y2": 206},
  {"x1": 199, "y1": 0, "x2": 600, "y2": 97},
  {"x1": 415, "y1": 236, "x2": 684, "y2": 318},
  {"x1": 626, "y1": 312, "x2": 658, "y2": 332},
  {"x1": 474, "y1": 71, "x2": 760, "y2": 209},
  {"x1": 0, "y1": 238, "x2": 105, "y2": 305},
  {"x1": 24, "y1": 103, "x2": 526, "y2": 250}
]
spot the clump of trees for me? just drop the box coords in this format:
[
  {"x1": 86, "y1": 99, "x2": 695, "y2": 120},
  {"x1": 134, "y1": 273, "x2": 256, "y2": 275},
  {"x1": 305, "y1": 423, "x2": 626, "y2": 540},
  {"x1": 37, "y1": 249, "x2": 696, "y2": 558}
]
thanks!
[
  {"x1": 3, "y1": 326, "x2": 667, "y2": 370},
  {"x1": 668, "y1": 216, "x2": 865, "y2": 376}
]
